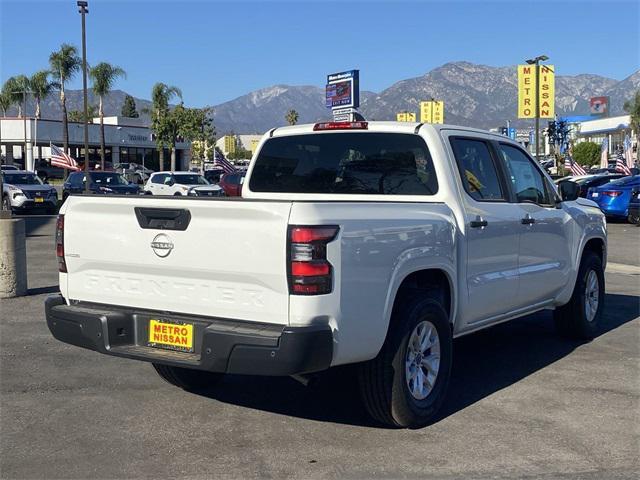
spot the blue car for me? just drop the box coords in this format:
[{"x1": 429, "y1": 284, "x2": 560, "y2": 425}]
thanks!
[
  {"x1": 62, "y1": 171, "x2": 140, "y2": 200},
  {"x1": 586, "y1": 175, "x2": 640, "y2": 219}
]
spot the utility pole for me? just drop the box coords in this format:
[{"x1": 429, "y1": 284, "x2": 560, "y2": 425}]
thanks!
[
  {"x1": 78, "y1": 1, "x2": 90, "y2": 193},
  {"x1": 526, "y1": 55, "x2": 549, "y2": 161}
]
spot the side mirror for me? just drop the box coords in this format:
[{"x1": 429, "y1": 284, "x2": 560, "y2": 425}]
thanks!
[{"x1": 559, "y1": 181, "x2": 580, "y2": 202}]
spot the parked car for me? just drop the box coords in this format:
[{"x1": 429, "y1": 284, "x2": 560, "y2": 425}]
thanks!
[
  {"x1": 47, "y1": 121, "x2": 606, "y2": 428},
  {"x1": 62, "y1": 171, "x2": 140, "y2": 199},
  {"x1": 586, "y1": 175, "x2": 640, "y2": 219},
  {"x1": 218, "y1": 172, "x2": 245, "y2": 197},
  {"x1": 628, "y1": 187, "x2": 640, "y2": 225},
  {"x1": 555, "y1": 174, "x2": 626, "y2": 198},
  {"x1": 143, "y1": 171, "x2": 224, "y2": 197},
  {"x1": 35, "y1": 159, "x2": 65, "y2": 181},
  {"x1": 114, "y1": 162, "x2": 153, "y2": 183},
  {"x1": 2, "y1": 170, "x2": 58, "y2": 214}
]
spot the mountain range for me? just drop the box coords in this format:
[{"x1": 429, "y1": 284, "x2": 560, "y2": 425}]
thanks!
[{"x1": 5, "y1": 61, "x2": 639, "y2": 134}]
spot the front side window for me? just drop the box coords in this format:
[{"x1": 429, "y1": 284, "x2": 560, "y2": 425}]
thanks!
[
  {"x1": 249, "y1": 132, "x2": 438, "y2": 195},
  {"x1": 498, "y1": 144, "x2": 553, "y2": 205},
  {"x1": 151, "y1": 174, "x2": 167, "y2": 184},
  {"x1": 450, "y1": 138, "x2": 504, "y2": 201}
]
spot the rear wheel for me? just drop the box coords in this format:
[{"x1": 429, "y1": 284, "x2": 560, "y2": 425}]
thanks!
[
  {"x1": 152, "y1": 363, "x2": 223, "y2": 392},
  {"x1": 358, "y1": 292, "x2": 452, "y2": 428},
  {"x1": 554, "y1": 251, "x2": 605, "y2": 340}
]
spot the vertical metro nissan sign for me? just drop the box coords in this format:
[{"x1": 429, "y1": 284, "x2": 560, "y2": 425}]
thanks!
[
  {"x1": 518, "y1": 64, "x2": 555, "y2": 119},
  {"x1": 326, "y1": 70, "x2": 360, "y2": 121}
]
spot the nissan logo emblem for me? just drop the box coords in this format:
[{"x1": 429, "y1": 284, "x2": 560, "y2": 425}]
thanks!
[{"x1": 151, "y1": 233, "x2": 174, "y2": 258}]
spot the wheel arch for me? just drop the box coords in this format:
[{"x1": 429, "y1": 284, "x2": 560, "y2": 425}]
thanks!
[{"x1": 384, "y1": 268, "x2": 455, "y2": 341}]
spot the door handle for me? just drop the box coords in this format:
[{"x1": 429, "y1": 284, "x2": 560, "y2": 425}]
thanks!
[
  {"x1": 521, "y1": 216, "x2": 536, "y2": 225},
  {"x1": 470, "y1": 218, "x2": 488, "y2": 228}
]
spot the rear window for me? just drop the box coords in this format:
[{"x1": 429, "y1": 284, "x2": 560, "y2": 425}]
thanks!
[{"x1": 249, "y1": 132, "x2": 438, "y2": 195}]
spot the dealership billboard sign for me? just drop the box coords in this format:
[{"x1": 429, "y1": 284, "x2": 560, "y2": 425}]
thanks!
[
  {"x1": 326, "y1": 70, "x2": 360, "y2": 109},
  {"x1": 589, "y1": 96, "x2": 609, "y2": 117},
  {"x1": 518, "y1": 64, "x2": 555, "y2": 119}
]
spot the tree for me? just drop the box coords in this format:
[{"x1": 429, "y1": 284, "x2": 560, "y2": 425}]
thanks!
[
  {"x1": 285, "y1": 109, "x2": 299, "y2": 125},
  {"x1": 68, "y1": 105, "x2": 97, "y2": 123},
  {"x1": 174, "y1": 106, "x2": 215, "y2": 165},
  {"x1": 121, "y1": 94, "x2": 139, "y2": 118},
  {"x1": 4, "y1": 75, "x2": 30, "y2": 117},
  {"x1": 90, "y1": 62, "x2": 126, "y2": 169},
  {"x1": 573, "y1": 142, "x2": 601, "y2": 168},
  {"x1": 49, "y1": 44, "x2": 81, "y2": 157},
  {"x1": 623, "y1": 90, "x2": 640, "y2": 146},
  {"x1": 30, "y1": 71, "x2": 58, "y2": 120},
  {"x1": 0, "y1": 89, "x2": 10, "y2": 117},
  {"x1": 150, "y1": 83, "x2": 182, "y2": 171}
]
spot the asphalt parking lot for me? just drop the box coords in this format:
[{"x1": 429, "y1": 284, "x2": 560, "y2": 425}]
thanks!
[{"x1": 1, "y1": 222, "x2": 638, "y2": 479}]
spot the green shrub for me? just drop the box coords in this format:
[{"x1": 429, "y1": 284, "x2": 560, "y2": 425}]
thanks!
[{"x1": 573, "y1": 142, "x2": 601, "y2": 167}]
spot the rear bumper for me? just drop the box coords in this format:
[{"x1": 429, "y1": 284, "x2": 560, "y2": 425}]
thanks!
[{"x1": 45, "y1": 295, "x2": 333, "y2": 376}]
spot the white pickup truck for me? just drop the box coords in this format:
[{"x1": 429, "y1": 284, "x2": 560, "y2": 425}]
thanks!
[{"x1": 46, "y1": 121, "x2": 606, "y2": 427}]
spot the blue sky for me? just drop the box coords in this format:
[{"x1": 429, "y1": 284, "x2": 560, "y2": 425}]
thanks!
[{"x1": 1, "y1": 0, "x2": 638, "y2": 106}]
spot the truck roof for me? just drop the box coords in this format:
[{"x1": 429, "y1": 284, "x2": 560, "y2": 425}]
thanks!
[{"x1": 268, "y1": 121, "x2": 510, "y2": 141}]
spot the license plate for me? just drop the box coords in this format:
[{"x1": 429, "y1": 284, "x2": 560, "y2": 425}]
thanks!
[
  {"x1": 34, "y1": 197, "x2": 44, "y2": 203},
  {"x1": 148, "y1": 319, "x2": 194, "y2": 352}
]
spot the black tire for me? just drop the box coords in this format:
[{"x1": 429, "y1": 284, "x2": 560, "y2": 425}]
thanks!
[
  {"x1": 358, "y1": 292, "x2": 452, "y2": 428},
  {"x1": 173, "y1": 192, "x2": 182, "y2": 196},
  {"x1": 152, "y1": 363, "x2": 223, "y2": 392},
  {"x1": 554, "y1": 251, "x2": 605, "y2": 340},
  {"x1": 2, "y1": 195, "x2": 11, "y2": 212},
  {"x1": 144, "y1": 190, "x2": 152, "y2": 195}
]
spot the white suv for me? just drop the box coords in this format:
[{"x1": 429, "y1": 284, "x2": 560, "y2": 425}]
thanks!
[{"x1": 143, "y1": 171, "x2": 224, "y2": 197}]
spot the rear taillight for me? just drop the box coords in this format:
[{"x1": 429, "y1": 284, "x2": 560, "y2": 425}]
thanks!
[
  {"x1": 602, "y1": 190, "x2": 622, "y2": 197},
  {"x1": 313, "y1": 121, "x2": 368, "y2": 131},
  {"x1": 288, "y1": 225, "x2": 339, "y2": 295},
  {"x1": 56, "y1": 215, "x2": 67, "y2": 273}
]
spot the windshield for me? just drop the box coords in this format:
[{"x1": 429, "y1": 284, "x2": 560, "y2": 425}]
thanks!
[
  {"x1": 249, "y1": 132, "x2": 438, "y2": 195},
  {"x1": 174, "y1": 174, "x2": 209, "y2": 185},
  {"x1": 90, "y1": 172, "x2": 129, "y2": 186},
  {"x1": 2, "y1": 173, "x2": 43, "y2": 185}
]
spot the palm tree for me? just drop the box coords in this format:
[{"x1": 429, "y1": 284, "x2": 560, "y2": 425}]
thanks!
[
  {"x1": 623, "y1": 90, "x2": 640, "y2": 148},
  {"x1": 89, "y1": 62, "x2": 126, "y2": 169},
  {"x1": 30, "y1": 70, "x2": 59, "y2": 163},
  {"x1": 285, "y1": 109, "x2": 299, "y2": 125},
  {"x1": 4, "y1": 75, "x2": 30, "y2": 117},
  {"x1": 49, "y1": 44, "x2": 81, "y2": 157},
  {"x1": 0, "y1": 82, "x2": 13, "y2": 116},
  {"x1": 150, "y1": 83, "x2": 182, "y2": 171}
]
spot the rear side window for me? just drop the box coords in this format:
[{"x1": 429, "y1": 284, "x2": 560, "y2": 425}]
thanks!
[
  {"x1": 69, "y1": 173, "x2": 84, "y2": 187},
  {"x1": 450, "y1": 138, "x2": 504, "y2": 201},
  {"x1": 249, "y1": 132, "x2": 438, "y2": 195}
]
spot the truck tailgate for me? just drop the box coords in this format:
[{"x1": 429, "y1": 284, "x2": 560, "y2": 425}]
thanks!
[{"x1": 61, "y1": 197, "x2": 292, "y2": 325}]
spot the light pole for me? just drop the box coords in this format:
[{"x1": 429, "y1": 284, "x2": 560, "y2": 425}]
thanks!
[
  {"x1": 78, "y1": 1, "x2": 90, "y2": 193},
  {"x1": 526, "y1": 54, "x2": 549, "y2": 161}
]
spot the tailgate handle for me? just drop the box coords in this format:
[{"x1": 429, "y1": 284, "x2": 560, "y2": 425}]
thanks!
[{"x1": 134, "y1": 207, "x2": 191, "y2": 231}]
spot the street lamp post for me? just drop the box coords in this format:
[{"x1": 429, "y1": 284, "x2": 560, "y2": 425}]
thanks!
[
  {"x1": 78, "y1": 1, "x2": 90, "y2": 194},
  {"x1": 526, "y1": 55, "x2": 549, "y2": 162}
]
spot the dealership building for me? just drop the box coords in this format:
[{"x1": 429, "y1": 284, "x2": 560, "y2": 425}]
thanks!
[{"x1": 0, "y1": 116, "x2": 191, "y2": 171}]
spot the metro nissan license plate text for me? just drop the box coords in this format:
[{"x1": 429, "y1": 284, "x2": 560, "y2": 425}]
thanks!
[{"x1": 148, "y1": 319, "x2": 194, "y2": 352}]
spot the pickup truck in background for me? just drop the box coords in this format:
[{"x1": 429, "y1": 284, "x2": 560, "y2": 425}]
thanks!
[{"x1": 46, "y1": 121, "x2": 607, "y2": 428}]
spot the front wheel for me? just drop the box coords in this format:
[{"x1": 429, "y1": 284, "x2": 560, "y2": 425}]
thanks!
[
  {"x1": 152, "y1": 363, "x2": 223, "y2": 392},
  {"x1": 358, "y1": 293, "x2": 452, "y2": 428},
  {"x1": 554, "y1": 251, "x2": 605, "y2": 340}
]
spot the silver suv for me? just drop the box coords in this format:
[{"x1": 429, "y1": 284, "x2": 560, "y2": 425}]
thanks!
[{"x1": 2, "y1": 170, "x2": 58, "y2": 214}]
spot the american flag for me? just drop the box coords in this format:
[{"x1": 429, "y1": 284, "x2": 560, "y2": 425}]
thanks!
[
  {"x1": 213, "y1": 151, "x2": 236, "y2": 175},
  {"x1": 50, "y1": 143, "x2": 80, "y2": 171},
  {"x1": 600, "y1": 138, "x2": 609, "y2": 168},
  {"x1": 623, "y1": 135, "x2": 634, "y2": 170},
  {"x1": 564, "y1": 155, "x2": 587, "y2": 176},
  {"x1": 615, "y1": 152, "x2": 631, "y2": 176}
]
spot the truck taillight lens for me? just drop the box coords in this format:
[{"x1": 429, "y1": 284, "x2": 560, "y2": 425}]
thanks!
[
  {"x1": 313, "y1": 121, "x2": 368, "y2": 131},
  {"x1": 288, "y1": 225, "x2": 339, "y2": 295},
  {"x1": 56, "y1": 215, "x2": 67, "y2": 273}
]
